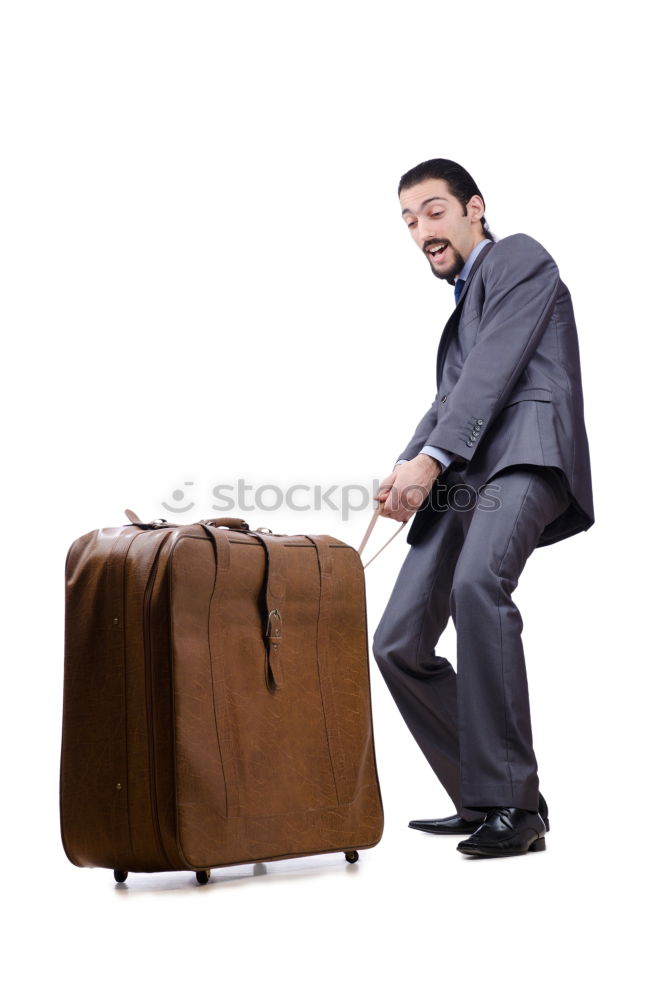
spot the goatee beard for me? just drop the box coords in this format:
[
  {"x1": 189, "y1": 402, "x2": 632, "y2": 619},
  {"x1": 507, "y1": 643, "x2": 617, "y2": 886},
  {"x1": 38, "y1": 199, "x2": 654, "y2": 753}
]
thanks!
[{"x1": 428, "y1": 246, "x2": 464, "y2": 284}]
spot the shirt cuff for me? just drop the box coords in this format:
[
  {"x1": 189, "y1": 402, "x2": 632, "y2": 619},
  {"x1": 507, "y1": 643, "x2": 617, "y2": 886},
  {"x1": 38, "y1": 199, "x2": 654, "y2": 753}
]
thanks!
[{"x1": 420, "y1": 445, "x2": 455, "y2": 469}]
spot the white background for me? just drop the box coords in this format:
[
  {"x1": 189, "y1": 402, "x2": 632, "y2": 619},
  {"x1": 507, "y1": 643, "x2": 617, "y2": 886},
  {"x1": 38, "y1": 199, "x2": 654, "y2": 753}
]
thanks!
[{"x1": 2, "y1": 1, "x2": 658, "y2": 996}]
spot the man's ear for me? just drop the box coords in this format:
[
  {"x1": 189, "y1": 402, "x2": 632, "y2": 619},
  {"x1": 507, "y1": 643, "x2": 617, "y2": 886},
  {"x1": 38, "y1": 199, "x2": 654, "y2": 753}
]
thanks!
[{"x1": 468, "y1": 194, "x2": 485, "y2": 224}]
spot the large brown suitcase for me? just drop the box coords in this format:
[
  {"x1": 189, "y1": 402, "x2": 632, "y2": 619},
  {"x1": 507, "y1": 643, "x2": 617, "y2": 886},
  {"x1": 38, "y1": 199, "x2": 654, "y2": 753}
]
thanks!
[{"x1": 60, "y1": 511, "x2": 384, "y2": 884}]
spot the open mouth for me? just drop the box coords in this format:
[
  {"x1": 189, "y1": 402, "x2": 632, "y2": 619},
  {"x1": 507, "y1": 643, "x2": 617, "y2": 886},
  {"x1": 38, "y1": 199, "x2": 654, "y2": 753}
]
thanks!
[{"x1": 426, "y1": 240, "x2": 450, "y2": 263}]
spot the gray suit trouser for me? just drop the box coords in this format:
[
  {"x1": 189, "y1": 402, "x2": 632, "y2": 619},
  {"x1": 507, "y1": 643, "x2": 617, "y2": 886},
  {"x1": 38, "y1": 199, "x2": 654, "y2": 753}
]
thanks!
[{"x1": 372, "y1": 464, "x2": 569, "y2": 821}]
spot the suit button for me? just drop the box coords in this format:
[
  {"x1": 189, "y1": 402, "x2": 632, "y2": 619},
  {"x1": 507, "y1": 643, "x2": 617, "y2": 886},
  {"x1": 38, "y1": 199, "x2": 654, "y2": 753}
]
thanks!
[
  {"x1": 440, "y1": 394, "x2": 447, "y2": 403},
  {"x1": 466, "y1": 440, "x2": 473, "y2": 447},
  {"x1": 477, "y1": 419, "x2": 484, "y2": 425}
]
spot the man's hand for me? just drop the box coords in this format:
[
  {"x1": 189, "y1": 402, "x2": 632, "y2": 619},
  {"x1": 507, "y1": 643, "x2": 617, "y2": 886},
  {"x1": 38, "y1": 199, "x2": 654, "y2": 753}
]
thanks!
[{"x1": 374, "y1": 454, "x2": 442, "y2": 523}]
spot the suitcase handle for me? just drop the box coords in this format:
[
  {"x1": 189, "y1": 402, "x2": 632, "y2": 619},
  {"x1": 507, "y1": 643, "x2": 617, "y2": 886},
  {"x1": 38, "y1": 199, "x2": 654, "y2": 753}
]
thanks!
[
  {"x1": 358, "y1": 501, "x2": 407, "y2": 568},
  {"x1": 199, "y1": 517, "x2": 251, "y2": 530},
  {"x1": 125, "y1": 510, "x2": 252, "y2": 531}
]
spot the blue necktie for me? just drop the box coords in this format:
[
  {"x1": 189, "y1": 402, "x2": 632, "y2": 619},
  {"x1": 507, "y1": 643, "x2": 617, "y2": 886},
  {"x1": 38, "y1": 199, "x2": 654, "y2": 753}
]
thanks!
[{"x1": 454, "y1": 278, "x2": 465, "y2": 305}]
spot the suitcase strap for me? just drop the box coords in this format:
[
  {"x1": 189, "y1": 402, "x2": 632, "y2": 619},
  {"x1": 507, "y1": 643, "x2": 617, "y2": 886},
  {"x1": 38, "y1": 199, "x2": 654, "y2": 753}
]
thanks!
[
  {"x1": 303, "y1": 534, "x2": 350, "y2": 803},
  {"x1": 201, "y1": 522, "x2": 286, "y2": 693},
  {"x1": 200, "y1": 522, "x2": 354, "y2": 806},
  {"x1": 197, "y1": 524, "x2": 240, "y2": 815},
  {"x1": 244, "y1": 530, "x2": 286, "y2": 692},
  {"x1": 358, "y1": 502, "x2": 407, "y2": 568}
]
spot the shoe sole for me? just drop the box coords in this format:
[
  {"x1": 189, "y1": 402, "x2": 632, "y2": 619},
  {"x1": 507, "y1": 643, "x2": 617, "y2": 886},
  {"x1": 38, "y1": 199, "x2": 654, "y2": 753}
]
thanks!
[
  {"x1": 457, "y1": 836, "x2": 546, "y2": 858},
  {"x1": 408, "y1": 826, "x2": 482, "y2": 835}
]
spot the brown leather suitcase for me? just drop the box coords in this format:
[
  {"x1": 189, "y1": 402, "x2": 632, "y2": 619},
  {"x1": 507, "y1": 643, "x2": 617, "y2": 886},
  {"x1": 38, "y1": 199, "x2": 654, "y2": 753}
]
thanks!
[{"x1": 60, "y1": 511, "x2": 384, "y2": 884}]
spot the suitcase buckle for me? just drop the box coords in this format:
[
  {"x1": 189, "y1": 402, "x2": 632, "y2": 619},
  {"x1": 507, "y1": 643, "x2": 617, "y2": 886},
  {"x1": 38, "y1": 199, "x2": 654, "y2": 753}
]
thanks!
[{"x1": 266, "y1": 608, "x2": 282, "y2": 638}]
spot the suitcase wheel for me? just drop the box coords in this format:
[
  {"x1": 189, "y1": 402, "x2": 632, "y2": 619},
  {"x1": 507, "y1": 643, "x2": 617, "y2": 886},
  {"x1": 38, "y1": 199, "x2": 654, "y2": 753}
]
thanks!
[
  {"x1": 344, "y1": 851, "x2": 359, "y2": 864},
  {"x1": 113, "y1": 870, "x2": 129, "y2": 883},
  {"x1": 195, "y1": 869, "x2": 211, "y2": 885}
]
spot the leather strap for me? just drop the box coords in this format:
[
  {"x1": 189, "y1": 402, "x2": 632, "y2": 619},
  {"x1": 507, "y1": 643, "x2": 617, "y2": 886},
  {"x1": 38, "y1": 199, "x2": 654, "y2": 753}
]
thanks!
[
  {"x1": 198, "y1": 522, "x2": 238, "y2": 816},
  {"x1": 243, "y1": 530, "x2": 286, "y2": 692},
  {"x1": 303, "y1": 534, "x2": 349, "y2": 804},
  {"x1": 358, "y1": 501, "x2": 407, "y2": 568},
  {"x1": 202, "y1": 522, "x2": 286, "y2": 692},
  {"x1": 125, "y1": 510, "x2": 251, "y2": 532},
  {"x1": 124, "y1": 509, "x2": 179, "y2": 529},
  {"x1": 199, "y1": 517, "x2": 251, "y2": 531}
]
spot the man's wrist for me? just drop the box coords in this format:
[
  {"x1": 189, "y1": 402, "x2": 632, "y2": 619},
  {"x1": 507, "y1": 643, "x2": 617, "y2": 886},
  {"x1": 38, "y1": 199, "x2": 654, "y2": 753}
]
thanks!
[
  {"x1": 416, "y1": 452, "x2": 442, "y2": 474},
  {"x1": 421, "y1": 444, "x2": 454, "y2": 470}
]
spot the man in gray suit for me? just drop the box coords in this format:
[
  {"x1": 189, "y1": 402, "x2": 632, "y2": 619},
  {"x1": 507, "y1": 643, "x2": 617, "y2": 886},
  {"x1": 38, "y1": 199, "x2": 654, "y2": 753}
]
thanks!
[{"x1": 372, "y1": 158, "x2": 594, "y2": 858}]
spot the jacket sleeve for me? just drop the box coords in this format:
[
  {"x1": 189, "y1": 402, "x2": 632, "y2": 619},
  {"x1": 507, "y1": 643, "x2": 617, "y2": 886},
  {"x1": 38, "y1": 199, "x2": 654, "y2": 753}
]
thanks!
[
  {"x1": 423, "y1": 234, "x2": 560, "y2": 463},
  {"x1": 395, "y1": 397, "x2": 439, "y2": 464},
  {"x1": 394, "y1": 444, "x2": 456, "y2": 472}
]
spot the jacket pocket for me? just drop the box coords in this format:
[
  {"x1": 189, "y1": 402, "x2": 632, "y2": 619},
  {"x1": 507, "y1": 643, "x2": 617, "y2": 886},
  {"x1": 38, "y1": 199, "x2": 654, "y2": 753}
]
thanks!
[{"x1": 503, "y1": 387, "x2": 552, "y2": 407}]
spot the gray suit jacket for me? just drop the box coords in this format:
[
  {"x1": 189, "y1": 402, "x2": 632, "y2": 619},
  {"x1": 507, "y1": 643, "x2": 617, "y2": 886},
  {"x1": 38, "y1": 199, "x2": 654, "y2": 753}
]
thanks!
[{"x1": 397, "y1": 234, "x2": 594, "y2": 547}]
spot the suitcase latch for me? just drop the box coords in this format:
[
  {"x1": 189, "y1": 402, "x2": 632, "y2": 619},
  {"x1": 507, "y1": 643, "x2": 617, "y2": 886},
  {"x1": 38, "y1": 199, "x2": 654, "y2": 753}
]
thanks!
[{"x1": 264, "y1": 609, "x2": 284, "y2": 690}]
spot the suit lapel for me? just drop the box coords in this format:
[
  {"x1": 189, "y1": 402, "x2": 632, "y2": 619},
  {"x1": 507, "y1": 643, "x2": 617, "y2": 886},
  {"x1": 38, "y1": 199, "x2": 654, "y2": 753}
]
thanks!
[{"x1": 435, "y1": 239, "x2": 495, "y2": 384}]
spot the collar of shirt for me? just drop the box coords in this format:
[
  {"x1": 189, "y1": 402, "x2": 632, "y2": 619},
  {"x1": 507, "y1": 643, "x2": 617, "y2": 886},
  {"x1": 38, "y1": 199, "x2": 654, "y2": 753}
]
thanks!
[{"x1": 457, "y1": 237, "x2": 493, "y2": 283}]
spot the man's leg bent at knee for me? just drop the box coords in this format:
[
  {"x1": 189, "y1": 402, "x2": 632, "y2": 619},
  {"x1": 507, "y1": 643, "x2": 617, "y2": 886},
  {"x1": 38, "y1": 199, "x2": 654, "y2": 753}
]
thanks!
[{"x1": 372, "y1": 497, "x2": 484, "y2": 821}]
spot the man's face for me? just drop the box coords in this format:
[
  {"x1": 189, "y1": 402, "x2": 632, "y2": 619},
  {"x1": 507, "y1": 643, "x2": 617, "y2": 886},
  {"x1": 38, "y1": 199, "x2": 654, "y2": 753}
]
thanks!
[{"x1": 399, "y1": 178, "x2": 485, "y2": 283}]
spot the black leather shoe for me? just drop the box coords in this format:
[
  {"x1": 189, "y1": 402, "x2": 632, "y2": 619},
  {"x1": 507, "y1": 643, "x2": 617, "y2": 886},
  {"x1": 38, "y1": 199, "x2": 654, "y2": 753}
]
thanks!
[
  {"x1": 456, "y1": 807, "x2": 546, "y2": 857},
  {"x1": 409, "y1": 791, "x2": 549, "y2": 835},
  {"x1": 408, "y1": 814, "x2": 482, "y2": 835}
]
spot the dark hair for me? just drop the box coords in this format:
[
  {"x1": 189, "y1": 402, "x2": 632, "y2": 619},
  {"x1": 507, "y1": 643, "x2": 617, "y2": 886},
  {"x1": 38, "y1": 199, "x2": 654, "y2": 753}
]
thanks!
[{"x1": 398, "y1": 158, "x2": 495, "y2": 241}]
